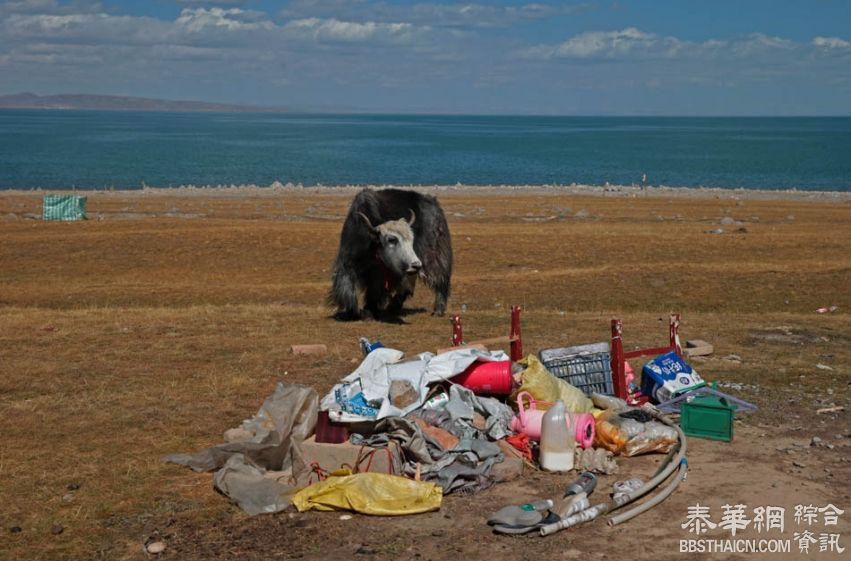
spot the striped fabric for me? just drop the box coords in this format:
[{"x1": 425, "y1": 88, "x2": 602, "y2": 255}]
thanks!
[{"x1": 42, "y1": 195, "x2": 87, "y2": 221}]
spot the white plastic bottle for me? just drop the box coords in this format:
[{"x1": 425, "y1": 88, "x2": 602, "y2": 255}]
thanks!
[{"x1": 539, "y1": 400, "x2": 575, "y2": 472}]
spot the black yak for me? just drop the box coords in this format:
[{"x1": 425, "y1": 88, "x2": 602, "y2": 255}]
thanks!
[{"x1": 329, "y1": 188, "x2": 452, "y2": 321}]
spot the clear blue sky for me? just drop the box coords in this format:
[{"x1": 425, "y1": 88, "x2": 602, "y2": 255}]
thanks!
[{"x1": 1, "y1": 0, "x2": 850, "y2": 114}]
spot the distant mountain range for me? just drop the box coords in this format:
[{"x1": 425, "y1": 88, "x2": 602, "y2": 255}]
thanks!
[{"x1": 0, "y1": 93, "x2": 283, "y2": 113}]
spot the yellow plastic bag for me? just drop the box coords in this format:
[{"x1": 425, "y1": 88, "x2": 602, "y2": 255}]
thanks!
[
  {"x1": 291, "y1": 472, "x2": 443, "y2": 515},
  {"x1": 512, "y1": 355, "x2": 594, "y2": 413}
]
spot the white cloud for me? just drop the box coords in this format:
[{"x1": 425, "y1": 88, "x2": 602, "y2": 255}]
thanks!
[
  {"x1": 0, "y1": 6, "x2": 443, "y2": 51},
  {"x1": 521, "y1": 27, "x2": 683, "y2": 59},
  {"x1": 407, "y1": 2, "x2": 590, "y2": 28},
  {"x1": 283, "y1": 17, "x2": 427, "y2": 44},
  {"x1": 280, "y1": 1, "x2": 590, "y2": 28},
  {"x1": 176, "y1": 0, "x2": 247, "y2": 5},
  {"x1": 727, "y1": 33, "x2": 794, "y2": 57},
  {"x1": 175, "y1": 7, "x2": 274, "y2": 32},
  {"x1": 813, "y1": 36, "x2": 851, "y2": 50},
  {"x1": 1, "y1": 12, "x2": 173, "y2": 45},
  {"x1": 0, "y1": 0, "x2": 100, "y2": 15},
  {"x1": 521, "y1": 28, "x2": 811, "y2": 61}
]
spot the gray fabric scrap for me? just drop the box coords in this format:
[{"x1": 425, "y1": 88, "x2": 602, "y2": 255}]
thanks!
[
  {"x1": 213, "y1": 454, "x2": 299, "y2": 516},
  {"x1": 446, "y1": 385, "x2": 515, "y2": 441},
  {"x1": 164, "y1": 382, "x2": 318, "y2": 515},
  {"x1": 350, "y1": 409, "x2": 505, "y2": 495}
]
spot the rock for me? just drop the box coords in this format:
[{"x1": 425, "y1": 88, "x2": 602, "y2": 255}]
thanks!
[
  {"x1": 792, "y1": 461, "x2": 807, "y2": 468},
  {"x1": 816, "y1": 406, "x2": 845, "y2": 414},
  {"x1": 722, "y1": 354, "x2": 742, "y2": 363},
  {"x1": 811, "y1": 436, "x2": 823, "y2": 447},
  {"x1": 66, "y1": 483, "x2": 80, "y2": 491},
  {"x1": 704, "y1": 228, "x2": 724, "y2": 234},
  {"x1": 290, "y1": 344, "x2": 327, "y2": 355},
  {"x1": 51, "y1": 524, "x2": 64, "y2": 535},
  {"x1": 146, "y1": 541, "x2": 166, "y2": 554},
  {"x1": 720, "y1": 216, "x2": 737, "y2": 225},
  {"x1": 685, "y1": 340, "x2": 714, "y2": 357},
  {"x1": 10, "y1": 526, "x2": 22, "y2": 533},
  {"x1": 816, "y1": 364, "x2": 834, "y2": 371},
  {"x1": 389, "y1": 379, "x2": 420, "y2": 409}
]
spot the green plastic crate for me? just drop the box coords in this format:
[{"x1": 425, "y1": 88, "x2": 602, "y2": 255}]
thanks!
[{"x1": 680, "y1": 395, "x2": 735, "y2": 442}]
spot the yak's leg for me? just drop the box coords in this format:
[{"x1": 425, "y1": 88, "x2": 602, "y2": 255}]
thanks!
[
  {"x1": 329, "y1": 266, "x2": 361, "y2": 320},
  {"x1": 387, "y1": 275, "x2": 417, "y2": 316},
  {"x1": 363, "y1": 280, "x2": 391, "y2": 320},
  {"x1": 431, "y1": 277, "x2": 450, "y2": 316}
]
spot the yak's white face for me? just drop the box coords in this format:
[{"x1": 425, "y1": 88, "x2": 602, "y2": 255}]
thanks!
[
  {"x1": 360, "y1": 210, "x2": 422, "y2": 277},
  {"x1": 375, "y1": 218, "x2": 422, "y2": 276}
]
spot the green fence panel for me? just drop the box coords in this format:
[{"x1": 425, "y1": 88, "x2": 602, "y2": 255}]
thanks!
[{"x1": 42, "y1": 195, "x2": 87, "y2": 221}]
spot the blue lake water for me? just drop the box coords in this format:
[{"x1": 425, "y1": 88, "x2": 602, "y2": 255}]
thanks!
[{"x1": 1, "y1": 110, "x2": 849, "y2": 190}]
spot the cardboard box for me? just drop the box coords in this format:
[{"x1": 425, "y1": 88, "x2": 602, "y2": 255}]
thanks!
[{"x1": 300, "y1": 435, "x2": 400, "y2": 475}]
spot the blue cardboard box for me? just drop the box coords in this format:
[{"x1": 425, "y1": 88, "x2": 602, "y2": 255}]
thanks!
[{"x1": 641, "y1": 352, "x2": 705, "y2": 403}]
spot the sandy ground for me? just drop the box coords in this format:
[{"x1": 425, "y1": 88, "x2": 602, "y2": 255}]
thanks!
[{"x1": 0, "y1": 185, "x2": 849, "y2": 561}]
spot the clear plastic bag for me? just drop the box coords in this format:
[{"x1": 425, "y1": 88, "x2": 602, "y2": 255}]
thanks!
[{"x1": 594, "y1": 411, "x2": 678, "y2": 456}]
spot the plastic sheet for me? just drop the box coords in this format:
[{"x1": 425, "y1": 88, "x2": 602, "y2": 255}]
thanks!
[
  {"x1": 594, "y1": 410, "x2": 678, "y2": 457},
  {"x1": 164, "y1": 382, "x2": 318, "y2": 515},
  {"x1": 512, "y1": 355, "x2": 594, "y2": 413},
  {"x1": 291, "y1": 472, "x2": 443, "y2": 515},
  {"x1": 322, "y1": 347, "x2": 510, "y2": 422}
]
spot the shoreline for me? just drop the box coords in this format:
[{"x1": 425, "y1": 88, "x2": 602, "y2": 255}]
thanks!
[{"x1": 3, "y1": 182, "x2": 850, "y2": 203}]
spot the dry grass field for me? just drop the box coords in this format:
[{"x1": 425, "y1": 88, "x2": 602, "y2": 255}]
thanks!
[{"x1": 1, "y1": 186, "x2": 849, "y2": 561}]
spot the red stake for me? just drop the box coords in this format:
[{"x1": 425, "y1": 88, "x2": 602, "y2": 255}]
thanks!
[{"x1": 451, "y1": 315, "x2": 463, "y2": 347}]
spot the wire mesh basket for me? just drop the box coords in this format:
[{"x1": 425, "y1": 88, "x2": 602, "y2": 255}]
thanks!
[{"x1": 539, "y1": 342, "x2": 613, "y2": 396}]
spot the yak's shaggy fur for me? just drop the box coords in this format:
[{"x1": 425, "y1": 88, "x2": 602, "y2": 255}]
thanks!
[{"x1": 329, "y1": 188, "x2": 453, "y2": 320}]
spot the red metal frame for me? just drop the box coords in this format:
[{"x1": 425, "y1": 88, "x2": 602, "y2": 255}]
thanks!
[
  {"x1": 509, "y1": 305, "x2": 523, "y2": 361},
  {"x1": 610, "y1": 313, "x2": 682, "y2": 401},
  {"x1": 449, "y1": 305, "x2": 523, "y2": 362}
]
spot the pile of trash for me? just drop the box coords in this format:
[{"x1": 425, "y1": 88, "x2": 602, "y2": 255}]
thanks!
[{"x1": 165, "y1": 314, "x2": 755, "y2": 533}]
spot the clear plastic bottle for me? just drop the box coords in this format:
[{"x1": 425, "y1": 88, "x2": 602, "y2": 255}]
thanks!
[{"x1": 539, "y1": 400, "x2": 575, "y2": 472}]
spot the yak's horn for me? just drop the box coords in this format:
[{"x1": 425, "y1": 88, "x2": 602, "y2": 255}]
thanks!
[
  {"x1": 357, "y1": 212, "x2": 378, "y2": 233},
  {"x1": 407, "y1": 209, "x2": 416, "y2": 226}
]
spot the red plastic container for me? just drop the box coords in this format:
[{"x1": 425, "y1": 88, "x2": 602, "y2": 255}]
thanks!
[{"x1": 452, "y1": 360, "x2": 514, "y2": 395}]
